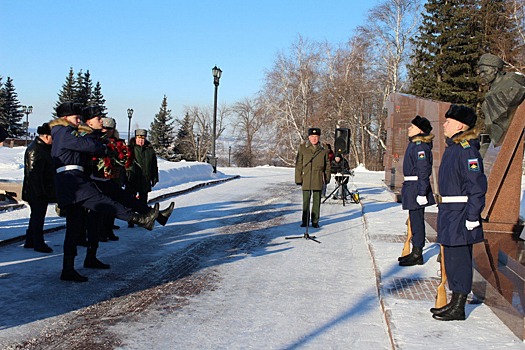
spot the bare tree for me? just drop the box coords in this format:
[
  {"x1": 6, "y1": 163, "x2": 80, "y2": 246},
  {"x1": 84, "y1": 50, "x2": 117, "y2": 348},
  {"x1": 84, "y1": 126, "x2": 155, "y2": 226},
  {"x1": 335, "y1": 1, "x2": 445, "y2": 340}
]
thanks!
[
  {"x1": 261, "y1": 35, "x2": 322, "y2": 165},
  {"x1": 358, "y1": 0, "x2": 421, "y2": 98},
  {"x1": 230, "y1": 97, "x2": 267, "y2": 167},
  {"x1": 318, "y1": 37, "x2": 385, "y2": 168},
  {"x1": 182, "y1": 105, "x2": 228, "y2": 162},
  {"x1": 507, "y1": 0, "x2": 525, "y2": 69}
]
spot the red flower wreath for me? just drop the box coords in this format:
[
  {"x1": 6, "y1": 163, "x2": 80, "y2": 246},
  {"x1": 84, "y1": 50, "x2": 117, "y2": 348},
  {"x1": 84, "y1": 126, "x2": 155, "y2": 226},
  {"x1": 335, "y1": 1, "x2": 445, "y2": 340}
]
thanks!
[{"x1": 93, "y1": 138, "x2": 133, "y2": 179}]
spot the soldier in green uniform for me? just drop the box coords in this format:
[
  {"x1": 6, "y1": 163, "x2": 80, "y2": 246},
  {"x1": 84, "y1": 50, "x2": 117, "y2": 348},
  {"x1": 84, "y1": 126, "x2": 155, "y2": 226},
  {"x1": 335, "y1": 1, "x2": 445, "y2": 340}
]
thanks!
[{"x1": 295, "y1": 128, "x2": 331, "y2": 228}]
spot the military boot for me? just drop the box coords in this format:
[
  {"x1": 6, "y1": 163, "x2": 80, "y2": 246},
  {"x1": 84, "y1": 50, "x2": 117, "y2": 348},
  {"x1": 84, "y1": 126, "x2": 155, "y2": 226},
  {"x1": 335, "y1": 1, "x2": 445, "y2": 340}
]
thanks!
[
  {"x1": 399, "y1": 246, "x2": 423, "y2": 266},
  {"x1": 156, "y1": 202, "x2": 175, "y2": 226},
  {"x1": 84, "y1": 247, "x2": 110, "y2": 269},
  {"x1": 432, "y1": 293, "x2": 467, "y2": 321},
  {"x1": 60, "y1": 255, "x2": 88, "y2": 282},
  {"x1": 129, "y1": 203, "x2": 159, "y2": 231},
  {"x1": 430, "y1": 291, "x2": 460, "y2": 315}
]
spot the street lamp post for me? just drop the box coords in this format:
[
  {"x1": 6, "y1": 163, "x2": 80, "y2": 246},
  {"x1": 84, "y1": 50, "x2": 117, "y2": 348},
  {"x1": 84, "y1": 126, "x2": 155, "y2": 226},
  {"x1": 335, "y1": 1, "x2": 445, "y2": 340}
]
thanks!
[
  {"x1": 127, "y1": 108, "x2": 134, "y2": 143},
  {"x1": 22, "y1": 105, "x2": 33, "y2": 147},
  {"x1": 228, "y1": 145, "x2": 231, "y2": 167},
  {"x1": 196, "y1": 134, "x2": 200, "y2": 161},
  {"x1": 211, "y1": 65, "x2": 222, "y2": 173}
]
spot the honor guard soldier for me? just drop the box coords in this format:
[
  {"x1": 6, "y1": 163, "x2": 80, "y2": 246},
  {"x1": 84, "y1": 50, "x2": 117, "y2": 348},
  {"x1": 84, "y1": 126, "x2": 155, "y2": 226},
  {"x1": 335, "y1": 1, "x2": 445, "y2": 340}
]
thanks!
[
  {"x1": 295, "y1": 127, "x2": 331, "y2": 228},
  {"x1": 398, "y1": 115, "x2": 435, "y2": 266},
  {"x1": 430, "y1": 105, "x2": 487, "y2": 321},
  {"x1": 50, "y1": 102, "x2": 160, "y2": 282}
]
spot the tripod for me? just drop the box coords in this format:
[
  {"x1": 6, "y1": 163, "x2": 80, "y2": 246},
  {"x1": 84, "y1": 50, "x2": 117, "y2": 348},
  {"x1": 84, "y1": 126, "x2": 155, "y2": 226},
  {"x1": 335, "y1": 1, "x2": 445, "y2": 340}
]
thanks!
[
  {"x1": 322, "y1": 173, "x2": 360, "y2": 206},
  {"x1": 286, "y1": 148, "x2": 322, "y2": 244}
]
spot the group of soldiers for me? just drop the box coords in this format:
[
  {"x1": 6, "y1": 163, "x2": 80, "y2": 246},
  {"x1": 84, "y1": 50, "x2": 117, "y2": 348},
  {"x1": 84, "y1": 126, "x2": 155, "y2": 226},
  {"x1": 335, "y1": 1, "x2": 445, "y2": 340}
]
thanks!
[
  {"x1": 295, "y1": 104, "x2": 487, "y2": 322},
  {"x1": 22, "y1": 102, "x2": 174, "y2": 282}
]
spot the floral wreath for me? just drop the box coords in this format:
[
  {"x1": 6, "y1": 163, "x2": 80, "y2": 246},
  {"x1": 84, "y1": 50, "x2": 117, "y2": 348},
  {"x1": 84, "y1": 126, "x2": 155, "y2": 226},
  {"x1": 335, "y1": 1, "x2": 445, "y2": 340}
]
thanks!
[{"x1": 93, "y1": 138, "x2": 133, "y2": 179}]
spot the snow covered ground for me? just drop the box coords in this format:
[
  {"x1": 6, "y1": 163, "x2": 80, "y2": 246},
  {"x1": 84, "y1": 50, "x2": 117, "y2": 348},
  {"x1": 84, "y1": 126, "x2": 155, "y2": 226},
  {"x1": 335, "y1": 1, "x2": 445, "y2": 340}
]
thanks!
[{"x1": 0, "y1": 146, "x2": 524, "y2": 349}]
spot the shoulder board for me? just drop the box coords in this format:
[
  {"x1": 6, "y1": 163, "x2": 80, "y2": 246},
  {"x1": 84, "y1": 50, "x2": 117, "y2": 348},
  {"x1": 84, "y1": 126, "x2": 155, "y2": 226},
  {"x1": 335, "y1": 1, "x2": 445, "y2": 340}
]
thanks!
[{"x1": 460, "y1": 140, "x2": 470, "y2": 149}]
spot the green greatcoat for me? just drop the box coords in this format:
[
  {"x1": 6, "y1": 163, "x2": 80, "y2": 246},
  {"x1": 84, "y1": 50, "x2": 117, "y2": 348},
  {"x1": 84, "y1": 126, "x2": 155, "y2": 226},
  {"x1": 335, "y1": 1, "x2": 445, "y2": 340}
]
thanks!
[
  {"x1": 295, "y1": 141, "x2": 331, "y2": 190},
  {"x1": 127, "y1": 139, "x2": 159, "y2": 194},
  {"x1": 295, "y1": 141, "x2": 331, "y2": 225}
]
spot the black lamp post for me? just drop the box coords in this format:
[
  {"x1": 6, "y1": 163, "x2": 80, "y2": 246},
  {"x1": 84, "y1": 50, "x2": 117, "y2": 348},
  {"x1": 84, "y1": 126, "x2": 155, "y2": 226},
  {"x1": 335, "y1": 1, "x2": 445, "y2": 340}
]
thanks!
[
  {"x1": 127, "y1": 108, "x2": 134, "y2": 143},
  {"x1": 228, "y1": 145, "x2": 231, "y2": 167},
  {"x1": 22, "y1": 105, "x2": 33, "y2": 147},
  {"x1": 211, "y1": 65, "x2": 222, "y2": 173}
]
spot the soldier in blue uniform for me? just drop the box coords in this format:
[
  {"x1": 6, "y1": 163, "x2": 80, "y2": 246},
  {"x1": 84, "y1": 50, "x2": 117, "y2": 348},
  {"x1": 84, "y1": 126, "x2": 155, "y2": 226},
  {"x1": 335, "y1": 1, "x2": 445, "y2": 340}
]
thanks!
[
  {"x1": 399, "y1": 115, "x2": 435, "y2": 266},
  {"x1": 430, "y1": 105, "x2": 487, "y2": 321},
  {"x1": 50, "y1": 102, "x2": 160, "y2": 282}
]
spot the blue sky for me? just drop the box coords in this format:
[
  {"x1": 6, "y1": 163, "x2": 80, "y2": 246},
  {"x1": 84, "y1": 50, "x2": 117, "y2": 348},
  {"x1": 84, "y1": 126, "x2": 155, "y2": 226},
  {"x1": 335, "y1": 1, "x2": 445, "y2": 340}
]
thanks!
[{"x1": 1, "y1": 0, "x2": 376, "y2": 131}]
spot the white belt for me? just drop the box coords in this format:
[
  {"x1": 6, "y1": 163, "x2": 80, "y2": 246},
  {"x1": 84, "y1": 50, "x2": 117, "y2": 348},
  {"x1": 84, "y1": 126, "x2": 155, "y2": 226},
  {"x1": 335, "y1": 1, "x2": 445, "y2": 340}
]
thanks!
[
  {"x1": 56, "y1": 165, "x2": 84, "y2": 173},
  {"x1": 440, "y1": 196, "x2": 468, "y2": 203},
  {"x1": 404, "y1": 176, "x2": 418, "y2": 181}
]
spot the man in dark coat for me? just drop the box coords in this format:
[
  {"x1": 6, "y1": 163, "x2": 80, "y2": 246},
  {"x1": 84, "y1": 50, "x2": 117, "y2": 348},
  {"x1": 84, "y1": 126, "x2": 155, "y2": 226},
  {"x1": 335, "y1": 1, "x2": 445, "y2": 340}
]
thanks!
[
  {"x1": 22, "y1": 123, "x2": 56, "y2": 253},
  {"x1": 127, "y1": 129, "x2": 159, "y2": 227},
  {"x1": 330, "y1": 153, "x2": 350, "y2": 200},
  {"x1": 295, "y1": 128, "x2": 331, "y2": 228},
  {"x1": 430, "y1": 105, "x2": 487, "y2": 321},
  {"x1": 50, "y1": 102, "x2": 159, "y2": 282},
  {"x1": 398, "y1": 115, "x2": 436, "y2": 266}
]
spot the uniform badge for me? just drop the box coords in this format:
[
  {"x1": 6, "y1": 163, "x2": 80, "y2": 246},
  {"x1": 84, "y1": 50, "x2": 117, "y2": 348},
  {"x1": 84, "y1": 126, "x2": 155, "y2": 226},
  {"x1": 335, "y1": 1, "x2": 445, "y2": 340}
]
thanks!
[
  {"x1": 417, "y1": 151, "x2": 426, "y2": 160},
  {"x1": 468, "y1": 158, "x2": 480, "y2": 171},
  {"x1": 460, "y1": 140, "x2": 471, "y2": 149}
]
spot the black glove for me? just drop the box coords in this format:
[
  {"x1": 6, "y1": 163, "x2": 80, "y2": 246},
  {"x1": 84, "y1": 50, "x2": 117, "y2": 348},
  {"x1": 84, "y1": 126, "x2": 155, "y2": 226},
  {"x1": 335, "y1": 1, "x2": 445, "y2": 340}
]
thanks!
[{"x1": 296, "y1": 182, "x2": 302, "y2": 186}]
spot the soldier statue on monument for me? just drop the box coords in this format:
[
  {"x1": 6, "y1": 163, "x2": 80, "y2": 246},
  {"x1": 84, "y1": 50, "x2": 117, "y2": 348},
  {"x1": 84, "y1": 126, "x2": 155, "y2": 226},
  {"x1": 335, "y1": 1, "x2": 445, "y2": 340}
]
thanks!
[{"x1": 477, "y1": 53, "x2": 525, "y2": 155}]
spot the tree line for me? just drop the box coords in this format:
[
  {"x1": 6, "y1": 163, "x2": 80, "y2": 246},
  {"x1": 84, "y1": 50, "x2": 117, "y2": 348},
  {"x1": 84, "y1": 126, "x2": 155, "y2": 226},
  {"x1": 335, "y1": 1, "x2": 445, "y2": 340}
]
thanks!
[{"x1": 2, "y1": 0, "x2": 525, "y2": 169}]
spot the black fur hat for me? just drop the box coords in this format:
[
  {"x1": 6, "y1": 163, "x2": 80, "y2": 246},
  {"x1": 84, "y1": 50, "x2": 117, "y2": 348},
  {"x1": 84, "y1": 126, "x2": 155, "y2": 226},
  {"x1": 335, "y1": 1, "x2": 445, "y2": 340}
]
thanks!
[
  {"x1": 81, "y1": 106, "x2": 102, "y2": 122},
  {"x1": 308, "y1": 128, "x2": 321, "y2": 136},
  {"x1": 411, "y1": 115, "x2": 432, "y2": 134},
  {"x1": 445, "y1": 104, "x2": 477, "y2": 128},
  {"x1": 37, "y1": 122, "x2": 51, "y2": 135},
  {"x1": 56, "y1": 102, "x2": 83, "y2": 118}
]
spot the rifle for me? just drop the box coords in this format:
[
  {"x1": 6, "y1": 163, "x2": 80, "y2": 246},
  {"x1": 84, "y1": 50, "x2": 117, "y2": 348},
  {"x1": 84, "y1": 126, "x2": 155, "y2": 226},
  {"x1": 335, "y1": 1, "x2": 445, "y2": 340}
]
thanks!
[
  {"x1": 401, "y1": 217, "x2": 412, "y2": 257},
  {"x1": 435, "y1": 244, "x2": 448, "y2": 308}
]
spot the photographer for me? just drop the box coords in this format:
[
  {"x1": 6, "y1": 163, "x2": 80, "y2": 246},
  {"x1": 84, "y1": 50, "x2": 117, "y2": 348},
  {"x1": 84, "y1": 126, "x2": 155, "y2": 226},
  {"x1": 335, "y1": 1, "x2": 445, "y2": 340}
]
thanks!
[{"x1": 331, "y1": 153, "x2": 350, "y2": 200}]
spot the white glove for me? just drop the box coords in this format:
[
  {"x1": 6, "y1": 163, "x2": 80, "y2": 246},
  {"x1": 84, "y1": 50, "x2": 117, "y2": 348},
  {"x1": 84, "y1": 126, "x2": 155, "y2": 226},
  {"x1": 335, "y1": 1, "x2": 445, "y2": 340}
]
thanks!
[
  {"x1": 416, "y1": 195, "x2": 428, "y2": 206},
  {"x1": 465, "y1": 220, "x2": 480, "y2": 230}
]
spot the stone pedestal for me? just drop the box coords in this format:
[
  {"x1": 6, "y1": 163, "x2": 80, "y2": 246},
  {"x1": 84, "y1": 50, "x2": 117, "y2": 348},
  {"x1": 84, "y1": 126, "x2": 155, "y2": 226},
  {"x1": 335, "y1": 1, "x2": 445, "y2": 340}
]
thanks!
[
  {"x1": 384, "y1": 93, "x2": 450, "y2": 197},
  {"x1": 472, "y1": 102, "x2": 525, "y2": 340}
]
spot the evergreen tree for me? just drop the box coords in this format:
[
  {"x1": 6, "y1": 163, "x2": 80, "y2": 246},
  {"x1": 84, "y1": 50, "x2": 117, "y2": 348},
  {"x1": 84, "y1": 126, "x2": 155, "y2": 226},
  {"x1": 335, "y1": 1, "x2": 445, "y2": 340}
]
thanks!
[
  {"x1": 0, "y1": 76, "x2": 5, "y2": 131},
  {"x1": 91, "y1": 81, "x2": 107, "y2": 117},
  {"x1": 175, "y1": 112, "x2": 196, "y2": 161},
  {"x1": 150, "y1": 95, "x2": 177, "y2": 160},
  {"x1": 76, "y1": 69, "x2": 93, "y2": 106},
  {"x1": 55, "y1": 68, "x2": 107, "y2": 117},
  {"x1": 55, "y1": 67, "x2": 78, "y2": 115},
  {"x1": 1, "y1": 77, "x2": 24, "y2": 137},
  {"x1": 408, "y1": 0, "x2": 483, "y2": 106}
]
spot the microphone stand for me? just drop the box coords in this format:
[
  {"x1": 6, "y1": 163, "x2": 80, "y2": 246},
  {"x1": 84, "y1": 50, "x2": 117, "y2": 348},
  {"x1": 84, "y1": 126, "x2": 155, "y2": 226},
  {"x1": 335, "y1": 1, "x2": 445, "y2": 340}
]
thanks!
[{"x1": 286, "y1": 148, "x2": 322, "y2": 244}]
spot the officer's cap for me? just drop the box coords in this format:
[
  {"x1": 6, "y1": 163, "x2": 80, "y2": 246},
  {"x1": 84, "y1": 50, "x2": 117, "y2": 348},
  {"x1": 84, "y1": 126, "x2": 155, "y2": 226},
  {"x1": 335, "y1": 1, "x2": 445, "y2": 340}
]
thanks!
[{"x1": 135, "y1": 129, "x2": 147, "y2": 137}]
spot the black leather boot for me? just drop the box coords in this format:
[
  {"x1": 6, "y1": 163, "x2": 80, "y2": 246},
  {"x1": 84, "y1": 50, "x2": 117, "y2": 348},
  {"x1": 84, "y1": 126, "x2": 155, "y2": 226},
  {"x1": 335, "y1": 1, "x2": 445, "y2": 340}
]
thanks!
[
  {"x1": 129, "y1": 203, "x2": 159, "y2": 231},
  {"x1": 156, "y1": 202, "x2": 175, "y2": 226},
  {"x1": 84, "y1": 247, "x2": 110, "y2": 269},
  {"x1": 430, "y1": 291, "x2": 460, "y2": 314},
  {"x1": 60, "y1": 255, "x2": 88, "y2": 282},
  {"x1": 399, "y1": 246, "x2": 423, "y2": 266},
  {"x1": 432, "y1": 293, "x2": 467, "y2": 321}
]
